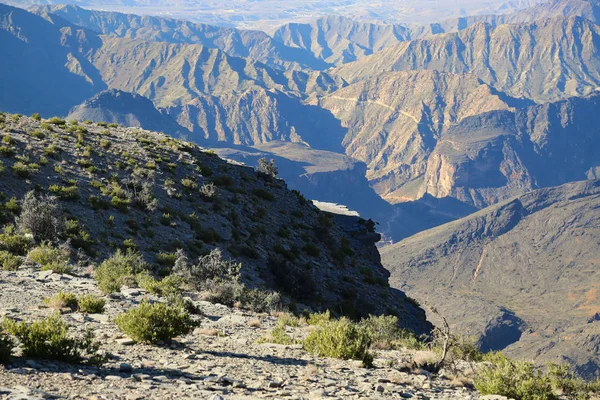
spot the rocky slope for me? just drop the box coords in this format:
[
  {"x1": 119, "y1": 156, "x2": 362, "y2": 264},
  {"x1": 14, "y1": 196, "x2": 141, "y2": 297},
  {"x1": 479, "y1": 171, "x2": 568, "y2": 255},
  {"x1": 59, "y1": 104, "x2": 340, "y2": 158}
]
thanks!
[
  {"x1": 381, "y1": 179, "x2": 600, "y2": 377},
  {"x1": 334, "y1": 17, "x2": 600, "y2": 103},
  {"x1": 316, "y1": 70, "x2": 516, "y2": 203},
  {"x1": 0, "y1": 268, "x2": 476, "y2": 399},
  {"x1": 66, "y1": 89, "x2": 190, "y2": 137},
  {"x1": 0, "y1": 112, "x2": 430, "y2": 333}
]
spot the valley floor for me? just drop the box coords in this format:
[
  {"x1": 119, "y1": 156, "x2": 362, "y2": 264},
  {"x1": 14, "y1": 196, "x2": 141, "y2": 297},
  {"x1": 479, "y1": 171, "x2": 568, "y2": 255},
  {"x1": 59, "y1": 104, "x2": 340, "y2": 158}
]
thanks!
[{"x1": 0, "y1": 267, "x2": 478, "y2": 399}]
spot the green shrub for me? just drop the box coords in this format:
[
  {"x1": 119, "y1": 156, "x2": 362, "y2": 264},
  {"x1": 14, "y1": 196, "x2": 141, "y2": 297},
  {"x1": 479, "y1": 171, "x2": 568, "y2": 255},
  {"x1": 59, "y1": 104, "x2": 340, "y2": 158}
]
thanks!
[
  {"x1": 181, "y1": 178, "x2": 198, "y2": 190},
  {"x1": 28, "y1": 243, "x2": 69, "y2": 267},
  {"x1": 0, "y1": 250, "x2": 21, "y2": 271},
  {"x1": 2, "y1": 135, "x2": 15, "y2": 145},
  {"x1": 111, "y1": 196, "x2": 130, "y2": 212},
  {"x1": 260, "y1": 324, "x2": 298, "y2": 345},
  {"x1": 304, "y1": 317, "x2": 373, "y2": 367},
  {"x1": 49, "y1": 185, "x2": 79, "y2": 200},
  {"x1": 30, "y1": 129, "x2": 45, "y2": 139},
  {"x1": 77, "y1": 295, "x2": 105, "y2": 314},
  {"x1": 238, "y1": 288, "x2": 281, "y2": 313},
  {"x1": 0, "y1": 225, "x2": 33, "y2": 255},
  {"x1": 136, "y1": 273, "x2": 182, "y2": 297},
  {"x1": 156, "y1": 251, "x2": 178, "y2": 267},
  {"x1": 43, "y1": 292, "x2": 105, "y2": 313},
  {"x1": 41, "y1": 262, "x2": 73, "y2": 274},
  {"x1": 253, "y1": 188, "x2": 275, "y2": 201},
  {"x1": 115, "y1": 302, "x2": 196, "y2": 344},
  {"x1": 0, "y1": 146, "x2": 15, "y2": 157},
  {"x1": 302, "y1": 243, "x2": 320, "y2": 257},
  {"x1": 47, "y1": 117, "x2": 66, "y2": 126},
  {"x1": 214, "y1": 176, "x2": 234, "y2": 187},
  {"x1": 95, "y1": 249, "x2": 147, "y2": 293},
  {"x1": 173, "y1": 248, "x2": 240, "y2": 290},
  {"x1": 44, "y1": 144, "x2": 60, "y2": 158},
  {"x1": 88, "y1": 195, "x2": 110, "y2": 210},
  {"x1": 31, "y1": 113, "x2": 41, "y2": 121},
  {"x1": 0, "y1": 331, "x2": 13, "y2": 364},
  {"x1": 3, "y1": 314, "x2": 105, "y2": 364},
  {"x1": 12, "y1": 162, "x2": 31, "y2": 178},
  {"x1": 474, "y1": 352, "x2": 557, "y2": 400},
  {"x1": 307, "y1": 310, "x2": 332, "y2": 326}
]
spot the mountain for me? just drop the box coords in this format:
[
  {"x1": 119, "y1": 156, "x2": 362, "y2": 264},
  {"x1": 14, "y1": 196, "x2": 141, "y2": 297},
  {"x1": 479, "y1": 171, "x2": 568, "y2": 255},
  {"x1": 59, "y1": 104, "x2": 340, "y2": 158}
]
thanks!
[
  {"x1": 272, "y1": 1, "x2": 600, "y2": 68},
  {"x1": 30, "y1": 4, "x2": 328, "y2": 71},
  {"x1": 381, "y1": 179, "x2": 600, "y2": 377},
  {"x1": 66, "y1": 89, "x2": 190, "y2": 137},
  {"x1": 419, "y1": 92, "x2": 600, "y2": 208},
  {"x1": 0, "y1": 4, "x2": 106, "y2": 116},
  {"x1": 334, "y1": 17, "x2": 600, "y2": 103},
  {"x1": 456, "y1": 0, "x2": 600, "y2": 27},
  {"x1": 316, "y1": 70, "x2": 516, "y2": 204},
  {"x1": 272, "y1": 16, "x2": 415, "y2": 66}
]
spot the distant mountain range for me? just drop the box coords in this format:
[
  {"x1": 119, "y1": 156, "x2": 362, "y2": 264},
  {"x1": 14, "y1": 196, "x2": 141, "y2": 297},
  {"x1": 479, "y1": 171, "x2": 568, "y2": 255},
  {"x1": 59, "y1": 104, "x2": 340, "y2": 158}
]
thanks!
[{"x1": 381, "y1": 179, "x2": 600, "y2": 377}]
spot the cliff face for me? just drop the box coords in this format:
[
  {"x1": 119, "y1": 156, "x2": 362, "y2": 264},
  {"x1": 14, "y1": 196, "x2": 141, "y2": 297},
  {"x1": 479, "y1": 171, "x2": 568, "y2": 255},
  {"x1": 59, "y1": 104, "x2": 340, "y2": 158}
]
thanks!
[
  {"x1": 381, "y1": 180, "x2": 600, "y2": 376},
  {"x1": 418, "y1": 93, "x2": 600, "y2": 208}
]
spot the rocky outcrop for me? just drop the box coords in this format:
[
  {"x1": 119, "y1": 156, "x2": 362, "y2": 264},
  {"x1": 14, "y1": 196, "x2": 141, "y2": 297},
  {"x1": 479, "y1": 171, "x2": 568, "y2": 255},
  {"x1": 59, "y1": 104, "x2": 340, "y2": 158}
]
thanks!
[{"x1": 381, "y1": 180, "x2": 600, "y2": 376}]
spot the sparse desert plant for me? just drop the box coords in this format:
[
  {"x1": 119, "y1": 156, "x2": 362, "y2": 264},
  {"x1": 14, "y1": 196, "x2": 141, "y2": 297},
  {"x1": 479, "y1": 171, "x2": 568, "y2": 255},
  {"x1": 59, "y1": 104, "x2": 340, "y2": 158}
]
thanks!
[
  {"x1": 173, "y1": 248, "x2": 240, "y2": 290},
  {"x1": 238, "y1": 288, "x2": 281, "y2": 313},
  {"x1": 47, "y1": 117, "x2": 66, "y2": 126},
  {"x1": 0, "y1": 331, "x2": 13, "y2": 364},
  {"x1": 259, "y1": 324, "x2": 299, "y2": 345},
  {"x1": 0, "y1": 225, "x2": 33, "y2": 255},
  {"x1": 76, "y1": 295, "x2": 105, "y2": 314},
  {"x1": 3, "y1": 314, "x2": 106, "y2": 364},
  {"x1": 41, "y1": 261, "x2": 73, "y2": 274},
  {"x1": 136, "y1": 273, "x2": 182, "y2": 297},
  {"x1": 360, "y1": 314, "x2": 420, "y2": 350},
  {"x1": 304, "y1": 316, "x2": 373, "y2": 367},
  {"x1": 16, "y1": 191, "x2": 64, "y2": 242},
  {"x1": 12, "y1": 162, "x2": 31, "y2": 178},
  {"x1": 49, "y1": 185, "x2": 79, "y2": 201},
  {"x1": 95, "y1": 249, "x2": 147, "y2": 293},
  {"x1": 181, "y1": 177, "x2": 198, "y2": 190},
  {"x1": 43, "y1": 291, "x2": 78, "y2": 310},
  {"x1": 0, "y1": 250, "x2": 21, "y2": 271},
  {"x1": 474, "y1": 352, "x2": 556, "y2": 400},
  {"x1": 200, "y1": 182, "x2": 216, "y2": 199},
  {"x1": 253, "y1": 188, "x2": 275, "y2": 202},
  {"x1": 115, "y1": 301, "x2": 196, "y2": 344},
  {"x1": 28, "y1": 242, "x2": 69, "y2": 268},
  {"x1": 44, "y1": 292, "x2": 105, "y2": 313},
  {"x1": 257, "y1": 158, "x2": 278, "y2": 178}
]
